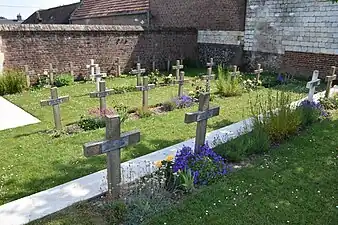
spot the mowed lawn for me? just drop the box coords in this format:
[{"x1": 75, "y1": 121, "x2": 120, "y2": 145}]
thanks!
[
  {"x1": 30, "y1": 111, "x2": 338, "y2": 225},
  {"x1": 0, "y1": 75, "x2": 307, "y2": 205}
]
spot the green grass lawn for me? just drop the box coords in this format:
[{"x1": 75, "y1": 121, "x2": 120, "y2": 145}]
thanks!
[
  {"x1": 30, "y1": 112, "x2": 338, "y2": 225},
  {"x1": 0, "y1": 74, "x2": 308, "y2": 205}
]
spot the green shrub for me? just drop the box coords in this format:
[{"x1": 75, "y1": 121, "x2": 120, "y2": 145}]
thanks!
[
  {"x1": 162, "y1": 101, "x2": 177, "y2": 112},
  {"x1": 54, "y1": 74, "x2": 74, "y2": 87},
  {"x1": 103, "y1": 201, "x2": 128, "y2": 224},
  {"x1": 0, "y1": 70, "x2": 27, "y2": 96},
  {"x1": 250, "y1": 91, "x2": 302, "y2": 144},
  {"x1": 163, "y1": 74, "x2": 174, "y2": 85},
  {"x1": 319, "y1": 95, "x2": 338, "y2": 110},
  {"x1": 78, "y1": 117, "x2": 105, "y2": 131},
  {"x1": 111, "y1": 85, "x2": 137, "y2": 94},
  {"x1": 137, "y1": 108, "x2": 152, "y2": 118},
  {"x1": 216, "y1": 65, "x2": 243, "y2": 97}
]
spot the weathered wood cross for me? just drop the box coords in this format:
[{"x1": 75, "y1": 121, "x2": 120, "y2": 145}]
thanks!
[
  {"x1": 207, "y1": 58, "x2": 214, "y2": 68},
  {"x1": 49, "y1": 63, "x2": 56, "y2": 85},
  {"x1": 185, "y1": 93, "x2": 220, "y2": 153},
  {"x1": 136, "y1": 76, "x2": 155, "y2": 111},
  {"x1": 174, "y1": 71, "x2": 189, "y2": 97},
  {"x1": 89, "y1": 80, "x2": 113, "y2": 115},
  {"x1": 83, "y1": 115, "x2": 140, "y2": 198},
  {"x1": 254, "y1": 64, "x2": 263, "y2": 81},
  {"x1": 172, "y1": 60, "x2": 184, "y2": 80},
  {"x1": 325, "y1": 66, "x2": 337, "y2": 98},
  {"x1": 201, "y1": 67, "x2": 215, "y2": 93},
  {"x1": 86, "y1": 59, "x2": 98, "y2": 81},
  {"x1": 306, "y1": 70, "x2": 321, "y2": 102},
  {"x1": 115, "y1": 57, "x2": 121, "y2": 77},
  {"x1": 40, "y1": 87, "x2": 70, "y2": 130},
  {"x1": 131, "y1": 63, "x2": 146, "y2": 86},
  {"x1": 92, "y1": 66, "x2": 107, "y2": 92},
  {"x1": 231, "y1": 65, "x2": 241, "y2": 80}
]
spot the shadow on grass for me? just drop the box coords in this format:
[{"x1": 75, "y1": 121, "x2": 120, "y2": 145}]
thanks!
[
  {"x1": 207, "y1": 119, "x2": 233, "y2": 130},
  {"x1": 14, "y1": 129, "x2": 49, "y2": 138}
]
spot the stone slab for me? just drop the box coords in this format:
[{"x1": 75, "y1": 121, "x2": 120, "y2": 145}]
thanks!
[
  {"x1": 0, "y1": 97, "x2": 40, "y2": 131},
  {"x1": 0, "y1": 89, "x2": 336, "y2": 225}
]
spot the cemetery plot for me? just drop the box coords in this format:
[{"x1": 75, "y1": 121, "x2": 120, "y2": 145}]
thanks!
[{"x1": 0, "y1": 70, "x2": 313, "y2": 206}]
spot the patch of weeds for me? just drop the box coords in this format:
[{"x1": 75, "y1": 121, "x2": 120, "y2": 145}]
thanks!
[
  {"x1": 319, "y1": 94, "x2": 338, "y2": 110},
  {"x1": 54, "y1": 74, "x2": 74, "y2": 87},
  {"x1": 137, "y1": 108, "x2": 152, "y2": 118},
  {"x1": 163, "y1": 73, "x2": 174, "y2": 85},
  {"x1": 216, "y1": 65, "x2": 243, "y2": 97},
  {"x1": 0, "y1": 69, "x2": 27, "y2": 95},
  {"x1": 162, "y1": 100, "x2": 177, "y2": 112},
  {"x1": 78, "y1": 107, "x2": 116, "y2": 131}
]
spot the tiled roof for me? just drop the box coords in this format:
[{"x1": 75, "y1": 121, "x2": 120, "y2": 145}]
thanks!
[
  {"x1": 23, "y1": 3, "x2": 80, "y2": 24},
  {"x1": 71, "y1": 0, "x2": 149, "y2": 19}
]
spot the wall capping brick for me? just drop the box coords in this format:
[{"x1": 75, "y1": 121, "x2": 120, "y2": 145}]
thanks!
[{"x1": 0, "y1": 24, "x2": 144, "y2": 32}]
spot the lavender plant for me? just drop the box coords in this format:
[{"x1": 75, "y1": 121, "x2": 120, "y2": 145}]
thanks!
[{"x1": 173, "y1": 95, "x2": 194, "y2": 109}]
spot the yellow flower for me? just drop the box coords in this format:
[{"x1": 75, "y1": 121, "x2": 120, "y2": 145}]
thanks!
[
  {"x1": 166, "y1": 155, "x2": 174, "y2": 162},
  {"x1": 154, "y1": 160, "x2": 162, "y2": 168}
]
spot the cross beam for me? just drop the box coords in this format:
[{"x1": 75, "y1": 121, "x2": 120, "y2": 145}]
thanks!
[
  {"x1": 306, "y1": 70, "x2": 321, "y2": 101},
  {"x1": 131, "y1": 63, "x2": 146, "y2": 86},
  {"x1": 86, "y1": 59, "x2": 99, "y2": 81},
  {"x1": 83, "y1": 115, "x2": 140, "y2": 198},
  {"x1": 201, "y1": 67, "x2": 215, "y2": 93},
  {"x1": 254, "y1": 64, "x2": 263, "y2": 81},
  {"x1": 207, "y1": 58, "x2": 214, "y2": 68},
  {"x1": 184, "y1": 93, "x2": 220, "y2": 153},
  {"x1": 89, "y1": 81, "x2": 113, "y2": 115},
  {"x1": 172, "y1": 60, "x2": 184, "y2": 80},
  {"x1": 325, "y1": 66, "x2": 337, "y2": 98},
  {"x1": 136, "y1": 76, "x2": 155, "y2": 111},
  {"x1": 231, "y1": 65, "x2": 241, "y2": 79},
  {"x1": 40, "y1": 87, "x2": 69, "y2": 130}
]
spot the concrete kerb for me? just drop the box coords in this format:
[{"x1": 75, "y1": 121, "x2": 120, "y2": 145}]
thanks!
[{"x1": 0, "y1": 88, "x2": 337, "y2": 225}]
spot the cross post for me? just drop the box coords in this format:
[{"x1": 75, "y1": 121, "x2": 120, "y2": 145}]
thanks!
[
  {"x1": 40, "y1": 87, "x2": 70, "y2": 130},
  {"x1": 131, "y1": 63, "x2": 146, "y2": 86},
  {"x1": 49, "y1": 63, "x2": 55, "y2": 85},
  {"x1": 184, "y1": 93, "x2": 220, "y2": 153},
  {"x1": 306, "y1": 70, "x2": 321, "y2": 101},
  {"x1": 86, "y1": 59, "x2": 99, "y2": 81},
  {"x1": 93, "y1": 66, "x2": 105, "y2": 91},
  {"x1": 136, "y1": 76, "x2": 155, "y2": 111},
  {"x1": 176, "y1": 71, "x2": 186, "y2": 97},
  {"x1": 116, "y1": 57, "x2": 121, "y2": 77},
  {"x1": 69, "y1": 62, "x2": 74, "y2": 77},
  {"x1": 24, "y1": 65, "x2": 31, "y2": 88},
  {"x1": 167, "y1": 58, "x2": 171, "y2": 72},
  {"x1": 254, "y1": 64, "x2": 263, "y2": 81},
  {"x1": 231, "y1": 65, "x2": 241, "y2": 80},
  {"x1": 172, "y1": 60, "x2": 184, "y2": 80},
  {"x1": 201, "y1": 67, "x2": 215, "y2": 93},
  {"x1": 207, "y1": 58, "x2": 214, "y2": 68},
  {"x1": 89, "y1": 81, "x2": 113, "y2": 115},
  {"x1": 152, "y1": 56, "x2": 156, "y2": 71},
  {"x1": 325, "y1": 66, "x2": 337, "y2": 98},
  {"x1": 83, "y1": 115, "x2": 141, "y2": 198}
]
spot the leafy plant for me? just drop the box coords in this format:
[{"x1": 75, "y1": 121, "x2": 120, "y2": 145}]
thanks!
[
  {"x1": 0, "y1": 70, "x2": 27, "y2": 96},
  {"x1": 163, "y1": 74, "x2": 174, "y2": 84},
  {"x1": 103, "y1": 200, "x2": 128, "y2": 224},
  {"x1": 242, "y1": 78, "x2": 262, "y2": 92},
  {"x1": 319, "y1": 95, "x2": 338, "y2": 110},
  {"x1": 162, "y1": 101, "x2": 177, "y2": 112},
  {"x1": 54, "y1": 74, "x2": 74, "y2": 87},
  {"x1": 216, "y1": 65, "x2": 243, "y2": 97},
  {"x1": 178, "y1": 169, "x2": 195, "y2": 193},
  {"x1": 111, "y1": 85, "x2": 137, "y2": 94},
  {"x1": 137, "y1": 108, "x2": 152, "y2": 118},
  {"x1": 78, "y1": 108, "x2": 116, "y2": 131},
  {"x1": 148, "y1": 69, "x2": 161, "y2": 85},
  {"x1": 113, "y1": 103, "x2": 129, "y2": 122},
  {"x1": 250, "y1": 91, "x2": 302, "y2": 143},
  {"x1": 297, "y1": 100, "x2": 329, "y2": 127},
  {"x1": 189, "y1": 79, "x2": 205, "y2": 100}
]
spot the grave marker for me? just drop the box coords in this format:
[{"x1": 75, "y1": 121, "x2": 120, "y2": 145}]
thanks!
[
  {"x1": 131, "y1": 63, "x2": 146, "y2": 86},
  {"x1": 175, "y1": 71, "x2": 188, "y2": 97},
  {"x1": 40, "y1": 87, "x2": 69, "y2": 130},
  {"x1": 93, "y1": 66, "x2": 104, "y2": 91},
  {"x1": 49, "y1": 63, "x2": 55, "y2": 85},
  {"x1": 24, "y1": 65, "x2": 31, "y2": 88},
  {"x1": 201, "y1": 67, "x2": 215, "y2": 93},
  {"x1": 86, "y1": 59, "x2": 98, "y2": 81},
  {"x1": 83, "y1": 115, "x2": 140, "y2": 198},
  {"x1": 69, "y1": 62, "x2": 74, "y2": 77},
  {"x1": 231, "y1": 65, "x2": 240, "y2": 80},
  {"x1": 306, "y1": 70, "x2": 321, "y2": 101},
  {"x1": 136, "y1": 76, "x2": 155, "y2": 111},
  {"x1": 116, "y1": 57, "x2": 121, "y2": 77},
  {"x1": 185, "y1": 93, "x2": 220, "y2": 153},
  {"x1": 172, "y1": 60, "x2": 184, "y2": 80},
  {"x1": 152, "y1": 56, "x2": 156, "y2": 71},
  {"x1": 167, "y1": 58, "x2": 171, "y2": 72},
  {"x1": 89, "y1": 81, "x2": 113, "y2": 115},
  {"x1": 254, "y1": 64, "x2": 263, "y2": 81},
  {"x1": 207, "y1": 58, "x2": 214, "y2": 68},
  {"x1": 325, "y1": 66, "x2": 336, "y2": 98}
]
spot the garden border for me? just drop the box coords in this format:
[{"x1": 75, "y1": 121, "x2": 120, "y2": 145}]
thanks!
[{"x1": 0, "y1": 88, "x2": 336, "y2": 225}]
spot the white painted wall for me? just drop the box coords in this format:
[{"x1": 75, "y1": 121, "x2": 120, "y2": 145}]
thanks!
[{"x1": 244, "y1": 0, "x2": 338, "y2": 55}]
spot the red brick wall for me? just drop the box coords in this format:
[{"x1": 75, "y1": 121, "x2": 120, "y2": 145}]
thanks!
[
  {"x1": 151, "y1": 0, "x2": 246, "y2": 30},
  {"x1": 0, "y1": 25, "x2": 197, "y2": 81}
]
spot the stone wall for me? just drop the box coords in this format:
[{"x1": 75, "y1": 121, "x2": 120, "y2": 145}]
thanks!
[
  {"x1": 72, "y1": 13, "x2": 149, "y2": 26},
  {"x1": 244, "y1": 0, "x2": 338, "y2": 77},
  {"x1": 0, "y1": 25, "x2": 198, "y2": 80}
]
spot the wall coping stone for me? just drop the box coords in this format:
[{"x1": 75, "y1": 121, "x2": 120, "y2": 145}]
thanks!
[{"x1": 0, "y1": 24, "x2": 145, "y2": 32}]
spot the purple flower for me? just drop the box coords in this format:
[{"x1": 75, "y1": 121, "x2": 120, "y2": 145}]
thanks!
[
  {"x1": 277, "y1": 74, "x2": 284, "y2": 82},
  {"x1": 173, "y1": 95, "x2": 193, "y2": 109}
]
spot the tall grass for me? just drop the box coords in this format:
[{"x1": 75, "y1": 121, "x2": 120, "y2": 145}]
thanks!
[
  {"x1": 0, "y1": 70, "x2": 27, "y2": 96},
  {"x1": 215, "y1": 65, "x2": 243, "y2": 97}
]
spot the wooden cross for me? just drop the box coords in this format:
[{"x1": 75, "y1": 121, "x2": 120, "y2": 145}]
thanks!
[
  {"x1": 231, "y1": 65, "x2": 241, "y2": 80},
  {"x1": 254, "y1": 64, "x2": 263, "y2": 81},
  {"x1": 131, "y1": 63, "x2": 146, "y2": 86},
  {"x1": 49, "y1": 63, "x2": 56, "y2": 85},
  {"x1": 172, "y1": 60, "x2": 184, "y2": 80},
  {"x1": 207, "y1": 58, "x2": 214, "y2": 68},
  {"x1": 69, "y1": 62, "x2": 74, "y2": 77},
  {"x1": 86, "y1": 59, "x2": 98, "y2": 81},
  {"x1": 174, "y1": 71, "x2": 189, "y2": 97},
  {"x1": 83, "y1": 115, "x2": 140, "y2": 198},
  {"x1": 201, "y1": 67, "x2": 215, "y2": 93},
  {"x1": 136, "y1": 76, "x2": 155, "y2": 111},
  {"x1": 306, "y1": 70, "x2": 321, "y2": 101},
  {"x1": 93, "y1": 66, "x2": 105, "y2": 91},
  {"x1": 24, "y1": 65, "x2": 31, "y2": 88},
  {"x1": 40, "y1": 87, "x2": 70, "y2": 130},
  {"x1": 89, "y1": 81, "x2": 113, "y2": 115},
  {"x1": 185, "y1": 93, "x2": 220, "y2": 153},
  {"x1": 167, "y1": 58, "x2": 171, "y2": 72},
  {"x1": 152, "y1": 56, "x2": 156, "y2": 71},
  {"x1": 325, "y1": 66, "x2": 337, "y2": 98},
  {"x1": 116, "y1": 57, "x2": 121, "y2": 77}
]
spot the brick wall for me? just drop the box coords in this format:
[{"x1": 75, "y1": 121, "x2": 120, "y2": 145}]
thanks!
[{"x1": 0, "y1": 25, "x2": 197, "y2": 80}]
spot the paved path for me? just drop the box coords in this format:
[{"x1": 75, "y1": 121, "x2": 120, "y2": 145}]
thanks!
[{"x1": 0, "y1": 97, "x2": 40, "y2": 131}]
